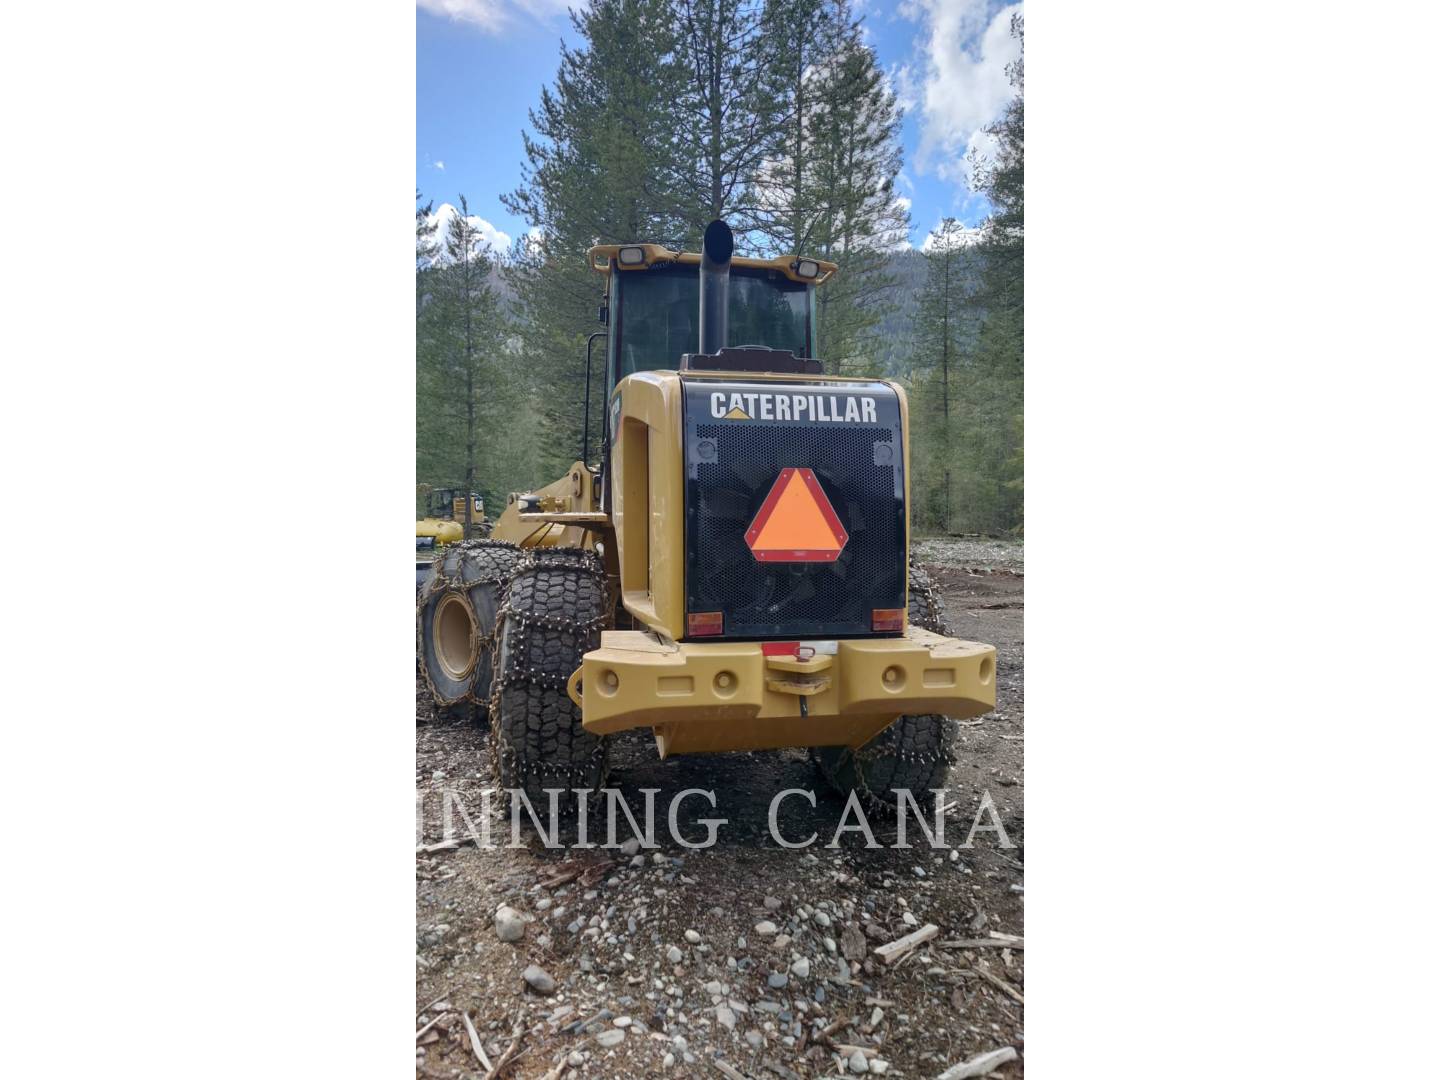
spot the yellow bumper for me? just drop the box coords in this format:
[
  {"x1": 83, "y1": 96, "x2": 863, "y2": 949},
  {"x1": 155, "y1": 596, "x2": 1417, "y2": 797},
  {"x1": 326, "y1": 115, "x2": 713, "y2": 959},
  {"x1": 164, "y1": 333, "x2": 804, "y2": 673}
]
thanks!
[{"x1": 573, "y1": 629, "x2": 996, "y2": 757}]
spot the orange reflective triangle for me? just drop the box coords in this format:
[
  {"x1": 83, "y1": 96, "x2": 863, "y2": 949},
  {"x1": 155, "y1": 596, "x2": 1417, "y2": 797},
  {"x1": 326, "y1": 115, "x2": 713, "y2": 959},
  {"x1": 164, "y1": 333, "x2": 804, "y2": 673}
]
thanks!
[{"x1": 745, "y1": 468, "x2": 848, "y2": 562}]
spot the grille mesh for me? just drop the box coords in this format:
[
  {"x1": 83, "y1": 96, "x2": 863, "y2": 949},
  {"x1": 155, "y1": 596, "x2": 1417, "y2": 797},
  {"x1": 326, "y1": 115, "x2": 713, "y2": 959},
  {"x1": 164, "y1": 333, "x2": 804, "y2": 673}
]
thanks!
[{"x1": 686, "y1": 422, "x2": 903, "y2": 637}]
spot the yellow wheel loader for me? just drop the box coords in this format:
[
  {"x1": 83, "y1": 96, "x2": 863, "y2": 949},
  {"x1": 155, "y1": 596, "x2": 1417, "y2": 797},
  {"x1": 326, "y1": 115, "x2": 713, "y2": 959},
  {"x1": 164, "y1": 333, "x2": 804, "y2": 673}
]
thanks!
[
  {"x1": 417, "y1": 220, "x2": 996, "y2": 810},
  {"x1": 416, "y1": 488, "x2": 489, "y2": 591}
]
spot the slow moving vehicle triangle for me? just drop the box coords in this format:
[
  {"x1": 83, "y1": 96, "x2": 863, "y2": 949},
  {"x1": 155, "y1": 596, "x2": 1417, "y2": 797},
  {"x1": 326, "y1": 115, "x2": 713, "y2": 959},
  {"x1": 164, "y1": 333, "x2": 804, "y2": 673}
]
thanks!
[{"x1": 745, "y1": 467, "x2": 849, "y2": 562}]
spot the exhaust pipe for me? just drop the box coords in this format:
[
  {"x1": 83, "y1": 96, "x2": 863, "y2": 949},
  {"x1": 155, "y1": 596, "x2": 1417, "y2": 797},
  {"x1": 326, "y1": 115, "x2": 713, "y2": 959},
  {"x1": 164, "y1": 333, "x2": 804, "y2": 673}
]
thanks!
[{"x1": 698, "y1": 219, "x2": 733, "y2": 355}]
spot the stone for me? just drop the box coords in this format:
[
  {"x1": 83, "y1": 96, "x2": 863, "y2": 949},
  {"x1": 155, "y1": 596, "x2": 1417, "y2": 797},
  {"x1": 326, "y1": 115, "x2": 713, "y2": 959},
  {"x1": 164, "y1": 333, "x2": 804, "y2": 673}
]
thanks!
[
  {"x1": 685, "y1": 929, "x2": 701, "y2": 944},
  {"x1": 630, "y1": 855, "x2": 645, "y2": 868},
  {"x1": 813, "y1": 911, "x2": 831, "y2": 928},
  {"x1": 849, "y1": 1049, "x2": 870, "y2": 1073},
  {"x1": 745, "y1": 1029, "x2": 763, "y2": 1050},
  {"x1": 716, "y1": 1007, "x2": 737, "y2": 1030},
  {"x1": 767, "y1": 972, "x2": 788, "y2": 989},
  {"x1": 763, "y1": 896, "x2": 782, "y2": 911},
  {"x1": 871, "y1": 1059, "x2": 889, "y2": 1075},
  {"x1": 754, "y1": 921, "x2": 778, "y2": 936},
  {"x1": 902, "y1": 911, "x2": 918, "y2": 927},
  {"x1": 652, "y1": 852, "x2": 668, "y2": 865},
  {"x1": 667, "y1": 945, "x2": 683, "y2": 964},
  {"x1": 522, "y1": 964, "x2": 556, "y2": 994},
  {"x1": 495, "y1": 906, "x2": 525, "y2": 942},
  {"x1": 791, "y1": 957, "x2": 810, "y2": 978},
  {"x1": 595, "y1": 1028, "x2": 625, "y2": 1048},
  {"x1": 870, "y1": 1007, "x2": 884, "y2": 1027},
  {"x1": 662, "y1": 1053, "x2": 675, "y2": 1068},
  {"x1": 614, "y1": 1016, "x2": 632, "y2": 1027},
  {"x1": 619, "y1": 837, "x2": 641, "y2": 856}
]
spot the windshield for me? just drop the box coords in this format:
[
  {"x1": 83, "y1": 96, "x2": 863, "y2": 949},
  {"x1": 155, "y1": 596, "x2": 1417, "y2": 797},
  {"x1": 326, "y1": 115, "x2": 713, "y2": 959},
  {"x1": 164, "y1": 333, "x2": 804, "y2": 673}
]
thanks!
[{"x1": 614, "y1": 264, "x2": 811, "y2": 380}]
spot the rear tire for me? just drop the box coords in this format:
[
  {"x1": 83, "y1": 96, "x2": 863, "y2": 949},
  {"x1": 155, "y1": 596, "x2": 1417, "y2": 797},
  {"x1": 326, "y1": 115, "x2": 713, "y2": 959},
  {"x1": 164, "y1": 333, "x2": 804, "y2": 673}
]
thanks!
[
  {"x1": 417, "y1": 539, "x2": 522, "y2": 713},
  {"x1": 815, "y1": 561, "x2": 957, "y2": 813},
  {"x1": 491, "y1": 548, "x2": 612, "y2": 806}
]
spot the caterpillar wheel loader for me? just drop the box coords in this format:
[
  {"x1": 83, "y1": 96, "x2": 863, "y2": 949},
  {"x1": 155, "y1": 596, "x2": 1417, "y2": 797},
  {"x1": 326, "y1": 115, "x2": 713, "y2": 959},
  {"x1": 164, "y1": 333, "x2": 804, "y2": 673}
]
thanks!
[{"x1": 417, "y1": 220, "x2": 996, "y2": 811}]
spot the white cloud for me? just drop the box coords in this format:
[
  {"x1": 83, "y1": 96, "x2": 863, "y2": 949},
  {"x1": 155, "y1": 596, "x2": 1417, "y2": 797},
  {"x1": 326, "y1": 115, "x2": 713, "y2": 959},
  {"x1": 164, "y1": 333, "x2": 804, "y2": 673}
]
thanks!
[
  {"x1": 416, "y1": 0, "x2": 574, "y2": 34},
  {"x1": 902, "y1": 0, "x2": 1022, "y2": 189},
  {"x1": 425, "y1": 202, "x2": 512, "y2": 262},
  {"x1": 433, "y1": 160, "x2": 445, "y2": 170},
  {"x1": 920, "y1": 219, "x2": 984, "y2": 251}
]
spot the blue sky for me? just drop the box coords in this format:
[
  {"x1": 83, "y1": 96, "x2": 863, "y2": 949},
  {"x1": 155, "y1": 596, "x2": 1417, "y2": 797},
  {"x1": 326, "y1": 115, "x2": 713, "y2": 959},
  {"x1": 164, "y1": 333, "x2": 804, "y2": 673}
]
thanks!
[{"x1": 417, "y1": 0, "x2": 1022, "y2": 251}]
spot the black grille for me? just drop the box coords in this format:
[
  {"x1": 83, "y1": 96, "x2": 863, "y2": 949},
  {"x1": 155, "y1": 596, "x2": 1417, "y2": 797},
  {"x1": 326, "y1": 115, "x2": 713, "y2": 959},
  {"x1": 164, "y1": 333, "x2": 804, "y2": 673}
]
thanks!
[{"x1": 682, "y1": 379, "x2": 906, "y2": 639}]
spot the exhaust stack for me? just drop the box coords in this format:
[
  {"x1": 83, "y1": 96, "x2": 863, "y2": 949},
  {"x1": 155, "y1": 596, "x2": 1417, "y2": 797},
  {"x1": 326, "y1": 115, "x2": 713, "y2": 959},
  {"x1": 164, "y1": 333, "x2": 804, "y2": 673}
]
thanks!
[{"x1": 698, "y1": 219, "x2": 733, "y2": 355}]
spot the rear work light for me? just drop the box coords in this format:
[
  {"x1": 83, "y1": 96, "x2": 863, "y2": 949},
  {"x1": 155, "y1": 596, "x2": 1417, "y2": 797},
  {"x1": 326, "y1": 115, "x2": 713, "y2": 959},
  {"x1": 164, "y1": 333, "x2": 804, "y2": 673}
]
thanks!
[
  {"x1": 795, "y1": 258, "x2": 819, "y2": 279},
  {"x1": 872, "y1": 608, "x2": 905, "y2": 632},
  {"x1": 618, "y1": 246, "x2": 646, "y2": 266},
  {"x1": 687, "y1": 611, "x2": 723, "y2": 636}
]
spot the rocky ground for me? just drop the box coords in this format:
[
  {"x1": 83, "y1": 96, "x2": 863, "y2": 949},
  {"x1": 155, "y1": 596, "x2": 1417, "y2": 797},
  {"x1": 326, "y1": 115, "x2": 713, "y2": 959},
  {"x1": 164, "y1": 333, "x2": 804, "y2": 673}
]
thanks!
[{"x1": 416, "y1": 542, "x2": 1024, "y2": 1078}]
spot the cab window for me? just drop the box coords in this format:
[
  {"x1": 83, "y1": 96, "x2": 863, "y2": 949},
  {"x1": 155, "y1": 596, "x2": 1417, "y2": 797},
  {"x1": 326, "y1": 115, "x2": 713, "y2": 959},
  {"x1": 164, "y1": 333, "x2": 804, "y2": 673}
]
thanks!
[{"x1": 613, "y1": 264, "x2": 810, "y2": 380}]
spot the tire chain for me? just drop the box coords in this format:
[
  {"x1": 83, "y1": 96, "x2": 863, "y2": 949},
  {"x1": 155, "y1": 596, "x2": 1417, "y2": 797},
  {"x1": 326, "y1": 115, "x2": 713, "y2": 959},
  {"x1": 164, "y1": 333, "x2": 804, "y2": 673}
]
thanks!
[
  {"x1": 822, "y1": 559, "x2": 959, "y2": 817},
  {"x1": 415, "y1": 539, "x2": 523, "y2": 709},
  {"x1": 486, "y1": 547, "x2": 616, "y2": 794}
]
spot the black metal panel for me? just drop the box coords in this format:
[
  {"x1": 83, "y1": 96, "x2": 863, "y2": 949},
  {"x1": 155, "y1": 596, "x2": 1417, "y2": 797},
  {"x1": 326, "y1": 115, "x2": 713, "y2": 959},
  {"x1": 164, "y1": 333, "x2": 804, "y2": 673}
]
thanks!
[{"x1": 682, "y1": 379, "x2": 906, "y2": 640}]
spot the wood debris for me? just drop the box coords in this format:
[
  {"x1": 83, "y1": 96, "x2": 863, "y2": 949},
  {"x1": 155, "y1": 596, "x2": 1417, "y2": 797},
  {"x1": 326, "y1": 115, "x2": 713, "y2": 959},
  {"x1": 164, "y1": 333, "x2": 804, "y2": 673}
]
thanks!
[
  {"x1": 940, "y1": 936, "x2": 1026, "y2": 950},
  {"x1": 462, "y1": 1011, "x2": 493, "y2": 1072},
  {"x1": 840, "y1": 924, "x2": 867, "y2": 961},
  {"x1": 872, "y1": 922, "x2": 939, "y2": 964},
  {"x1": 935, "y1": 1045, "x2": 1019, "y2": 1079},
  {"x1": 486, "y1": 1017, "x2": 525, "y2": 1077}
]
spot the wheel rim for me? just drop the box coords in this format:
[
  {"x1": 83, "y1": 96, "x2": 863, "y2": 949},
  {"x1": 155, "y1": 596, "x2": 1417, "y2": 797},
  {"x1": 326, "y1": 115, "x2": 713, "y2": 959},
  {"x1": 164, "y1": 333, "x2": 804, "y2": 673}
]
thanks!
[{"x1": 434, "y1": 593, "x2": 478, "y2": 683}]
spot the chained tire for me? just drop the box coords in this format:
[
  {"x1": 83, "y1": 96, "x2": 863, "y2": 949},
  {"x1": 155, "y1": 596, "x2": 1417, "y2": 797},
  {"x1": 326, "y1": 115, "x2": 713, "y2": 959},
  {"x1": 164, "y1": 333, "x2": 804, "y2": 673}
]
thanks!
[
  {"x1": 491, "y1": 548, "x2": 612, "y2": 806},
  {"x1": 814, "y1": 561, "x2": 957, "y2": 813},
  {"x1": 417, "y1": 539, "x2": 522, "y2": 714}
]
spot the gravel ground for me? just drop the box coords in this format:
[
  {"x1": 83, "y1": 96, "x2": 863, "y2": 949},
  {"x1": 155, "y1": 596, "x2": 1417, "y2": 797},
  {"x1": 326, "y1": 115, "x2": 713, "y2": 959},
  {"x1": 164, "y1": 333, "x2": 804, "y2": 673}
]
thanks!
[{"x1": 415, "y1": 544, "x2": 1024, "y2": 1078}]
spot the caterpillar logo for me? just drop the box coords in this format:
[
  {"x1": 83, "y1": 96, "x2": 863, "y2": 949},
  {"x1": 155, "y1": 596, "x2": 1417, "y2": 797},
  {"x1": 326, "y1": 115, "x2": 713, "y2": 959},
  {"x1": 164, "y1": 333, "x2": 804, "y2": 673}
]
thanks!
[{"x1": 709, "y1": 391, "x2": 878, "y2": 424}]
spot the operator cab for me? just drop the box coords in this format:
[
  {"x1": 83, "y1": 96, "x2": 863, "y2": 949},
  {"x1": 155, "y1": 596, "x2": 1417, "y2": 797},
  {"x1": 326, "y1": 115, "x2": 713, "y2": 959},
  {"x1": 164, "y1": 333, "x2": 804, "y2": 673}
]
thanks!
[{"x1": 588, "y1": 241, "x2": 837, "y2": 390}]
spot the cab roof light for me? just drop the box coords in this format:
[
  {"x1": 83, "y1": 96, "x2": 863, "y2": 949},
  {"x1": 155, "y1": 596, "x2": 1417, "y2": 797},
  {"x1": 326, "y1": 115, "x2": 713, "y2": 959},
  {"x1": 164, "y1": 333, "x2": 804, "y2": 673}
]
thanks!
[
  {"x1": 795, "y1": 259, "x2": 819, "y2": 279},
  {"x1": 618, "y1": 246, "x2": 646, "y2": 266}
]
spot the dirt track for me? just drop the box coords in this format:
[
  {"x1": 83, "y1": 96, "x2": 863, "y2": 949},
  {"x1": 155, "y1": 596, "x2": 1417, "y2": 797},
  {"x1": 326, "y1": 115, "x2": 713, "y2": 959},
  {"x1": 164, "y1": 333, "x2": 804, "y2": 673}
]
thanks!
[{"x1": 416, "y1": 539, "x2": 1024, "y2": 1078}]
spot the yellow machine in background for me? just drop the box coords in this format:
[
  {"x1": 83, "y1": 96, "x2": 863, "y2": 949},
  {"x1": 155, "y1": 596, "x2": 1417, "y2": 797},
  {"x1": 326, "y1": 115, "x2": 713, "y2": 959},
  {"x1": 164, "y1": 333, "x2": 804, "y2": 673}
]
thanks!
[
  {"x1": 416, "y1": 488, "x2": 487, "y2": 546},
  {"x1": 416, "y1": 488, "x2": 488, "y2": 590},
  {"x1": 417, "y1": 221, "x2": 996, "y2": 811}
]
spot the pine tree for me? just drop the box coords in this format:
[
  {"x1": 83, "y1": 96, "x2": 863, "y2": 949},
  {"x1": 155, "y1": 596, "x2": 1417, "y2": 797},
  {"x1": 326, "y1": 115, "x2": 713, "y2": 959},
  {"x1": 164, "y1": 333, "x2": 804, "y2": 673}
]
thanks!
[
  {"x1": 416, "y1": 196, "x2": 507, "y2": 535},
  {"x1": 802, "y1": 27, "x2": 908, "y2": 374},
  {"x1": 503, "y1": 0, "x2": 689, "y2": 473},
  {"x1": 667, "y1": 0, "x2": 776, "y2": 244},
  {"x1": 910, "y1": 218, "x2": 972, "y2": 533},
  {"x1": 748, "y1": 0, "x2": 850, "y2": 255},
  {"x1": 958, "y1": 12, "x2": 1023, "y2": 534}
]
